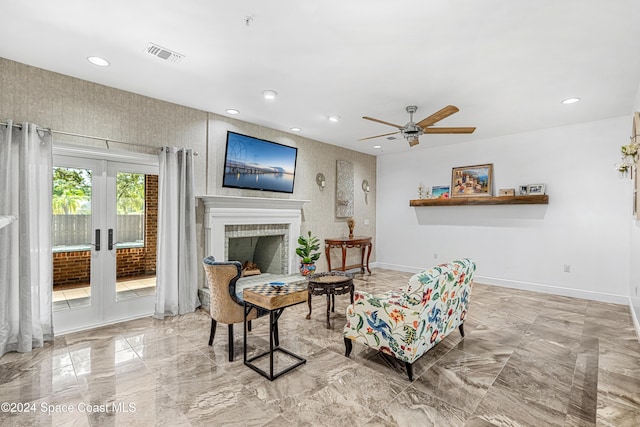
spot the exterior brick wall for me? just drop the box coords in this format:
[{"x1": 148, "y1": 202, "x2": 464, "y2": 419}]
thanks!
[
  {"x1": 53, "y1": 247, "x2": 151, "y2": 286},
  {"x1": 144, "y1": 175, "x2": 158, "y2": 274},
  {"x1": 53, "y1": 174, "x2": 158, "y2": 287},
  {"x1": 53, "y1": 250, "x2": 91, "y2": 285}
]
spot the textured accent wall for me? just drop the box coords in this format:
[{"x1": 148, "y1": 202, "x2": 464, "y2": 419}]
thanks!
[
  {"x1": 0, "y1": 57, "x2": 377, "y2": 288},
  {"x1": 0, "y1": 58, "x2": 208, "y2": 193}
]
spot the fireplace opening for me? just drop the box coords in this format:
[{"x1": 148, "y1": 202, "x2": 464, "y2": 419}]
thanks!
[
  {"x1": 228, "y1": 235, "x2": 285, "y2": 275},
  {"x1": 224, "y1": 223, "x2": 290, "y2": 275}
]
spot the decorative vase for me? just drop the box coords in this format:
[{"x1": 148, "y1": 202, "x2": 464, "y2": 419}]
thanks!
[
  {"x1": 346, "y1": 217, "x2": 355, "y2": 239},
  {"x1": 300, "y1": 262, "x2": 316, "y2": 276}
]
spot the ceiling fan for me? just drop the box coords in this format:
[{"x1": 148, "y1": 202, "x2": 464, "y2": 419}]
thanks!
[{"x1": 360, "y1": 105, "x2": 476, "y2": 147}]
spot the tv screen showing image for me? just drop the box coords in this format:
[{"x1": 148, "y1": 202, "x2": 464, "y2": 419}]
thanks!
[{"x1": 222, "y1": 131, "x2": 298, "y2": 194}]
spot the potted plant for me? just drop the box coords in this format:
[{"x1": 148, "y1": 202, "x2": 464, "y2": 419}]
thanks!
[{"x1": 296, "y1": 231, "x2": 321, "y2": 276}]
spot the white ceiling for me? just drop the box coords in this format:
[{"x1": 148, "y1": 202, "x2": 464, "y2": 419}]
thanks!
[{"x1": 1, "y1": 1, "x2": 640, "y2": 155}]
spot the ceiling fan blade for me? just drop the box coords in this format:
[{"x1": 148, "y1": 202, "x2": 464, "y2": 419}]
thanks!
[
  {"x1": 358, "y1": 131, "x2": 400, "y2": 141},
  {"x1": 423, "y1": 127, "x2": 476, "y2": 134},
  {"x1": 408, "y1": 139, "x2": 420, "y2": 147},
  {"x1": 416, "y1": 105, "x2": 460, "y2": 128},
  {"x1": 362, "y1": 116, "x2": 404, "y2": 129}
]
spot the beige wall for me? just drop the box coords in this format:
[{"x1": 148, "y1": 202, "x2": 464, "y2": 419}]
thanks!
[
  {"x1": 0, "y1": 58, "x2": 208, "y2": 192},
  {"x1": 0, "y1": 57, "x2": 376, "y2": 283}
]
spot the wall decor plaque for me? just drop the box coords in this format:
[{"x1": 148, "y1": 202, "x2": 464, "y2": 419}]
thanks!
[{"x1": 336, "y1": 160, "x2": 354, "y2": 217}]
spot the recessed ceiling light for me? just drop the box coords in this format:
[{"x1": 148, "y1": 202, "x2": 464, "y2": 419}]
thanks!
[
  {"x1": 373, "y1": 145, "x2": 382, "y2": 149},
  {"x1": 561, "y1": 97, "x2": 581, "y2": 104},
  {"x1": 87, "y1": 56, "x2": 110, "y2": 67},
  {"x1": 225, "y1": 109, "x2": 239, "y2": 115},
  {"x1": 328, "y1": 115, "x2": 341, "y2": 122},
  {"x1": 262, "y1": 90, "x2": 277, "y2": 100},
  {"x1": 290, "y1": 127, "x2": 301, "y2": 132}
]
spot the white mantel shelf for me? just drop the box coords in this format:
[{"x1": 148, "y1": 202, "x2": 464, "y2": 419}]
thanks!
[{"x1": 197, "y1": 195, "x2": 309, "y2": 210}]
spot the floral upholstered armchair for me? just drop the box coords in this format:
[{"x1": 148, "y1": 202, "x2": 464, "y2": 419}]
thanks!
[{"x1": 343, "y1": 258, "x2": 476, "y2": 380}]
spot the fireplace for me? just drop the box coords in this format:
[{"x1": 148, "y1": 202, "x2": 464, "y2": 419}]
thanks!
[
  {"x1": 198, "y1": 196, "x2": 309, "y2": 311},
  {"x1": 199, "y1": 195, "x2": 309, "y2": 275},
  {"x1": 226, "y1": 224, "x2": 289, "y2": 275}
]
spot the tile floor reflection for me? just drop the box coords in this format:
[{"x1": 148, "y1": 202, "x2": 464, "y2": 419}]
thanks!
[
  {"x1": 2, "y1": 268, "x2": 639, "y2": 426},
  {"x1": 52, "y1": 276, "x2": 156, "y2": 311}
]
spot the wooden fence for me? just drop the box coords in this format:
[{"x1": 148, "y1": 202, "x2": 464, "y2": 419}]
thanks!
[{"x1": 52, "y1": 214, "x2": 143, "y2": 247}]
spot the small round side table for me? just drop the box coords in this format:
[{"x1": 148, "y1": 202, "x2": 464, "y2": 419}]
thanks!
[{"x1": 306, "y1": 271, "x2": 354, "y2": 327}]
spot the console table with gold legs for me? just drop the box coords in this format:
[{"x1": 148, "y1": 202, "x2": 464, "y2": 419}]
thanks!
[{"x1": 324, "y1": 236, "x2": 372, "y2": 274}]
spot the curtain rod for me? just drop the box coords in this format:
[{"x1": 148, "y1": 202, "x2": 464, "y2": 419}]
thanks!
[{"x1": 0, "y1": 121, "x2": 199, "y2": 156}]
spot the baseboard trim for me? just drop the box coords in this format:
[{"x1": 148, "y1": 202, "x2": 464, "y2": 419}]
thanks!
[
  {"x1": 475, "y1": 275, "x2": 628, "y2": 305},
  {"x1": 374, "y1": 262, "x2": 423, "y2": 274},
  {"x1": 55, "y1": 312, "x2": 153, "y2": 336},
  {"x1": 373, "y1": 262, "x2": 628, "y2": 305},
  {"x1": 629, "y1": 299, "x2": 640, "y2": 343}
]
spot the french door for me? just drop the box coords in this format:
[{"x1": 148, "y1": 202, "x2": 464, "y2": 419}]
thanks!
[{"x1": 52, "y1": 151, "x2": 158, "y2": 333}]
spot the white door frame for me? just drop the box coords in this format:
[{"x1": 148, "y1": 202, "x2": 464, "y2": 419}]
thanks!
[{"x1": 53, "y1": 144, "x2": 159, "y2": 333}]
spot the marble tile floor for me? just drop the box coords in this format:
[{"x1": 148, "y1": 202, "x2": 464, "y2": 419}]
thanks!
[{"x1": 1, "y1": 268, "x2": 639, "y2": 426}]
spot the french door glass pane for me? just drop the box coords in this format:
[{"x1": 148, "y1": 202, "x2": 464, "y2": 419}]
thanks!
[
  {"x1": 52, "y1": 167, "x2": 92, "y2": 311},
  {"x1": 115, "y1": 172, "x2": 157, "y2": 301}
]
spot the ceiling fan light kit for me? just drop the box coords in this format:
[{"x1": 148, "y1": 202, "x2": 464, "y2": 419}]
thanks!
[{"x1": 360, "y1": 105, "x2": 476, "y2": 147}]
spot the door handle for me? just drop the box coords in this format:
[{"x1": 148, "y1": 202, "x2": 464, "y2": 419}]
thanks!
[
  {"x1": 95, "y1": 229, "x2": 101, "y2": 251},
  {"x1": 108, "y1": 228, "x2": 114, "y2": 250}
]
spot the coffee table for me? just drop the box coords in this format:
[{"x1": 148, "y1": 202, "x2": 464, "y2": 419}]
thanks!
[
  {"x1": 243, "y1": 282, "x2": 308, "y2": 380},
  {"x1": 306, "y1": 271, "x2": 354, "y2": 327}
]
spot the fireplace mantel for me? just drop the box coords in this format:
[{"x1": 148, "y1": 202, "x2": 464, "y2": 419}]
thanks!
[
  {"x1": 197, "y1": 195, "x2": 309, "y2": 275},
  {"x1": 198, "y1": 195, "x2": 309, "y2": 211}
]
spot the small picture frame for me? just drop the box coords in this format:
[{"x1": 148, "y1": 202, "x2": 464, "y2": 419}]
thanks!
[
  {"x1": 431, "y1": 185, "x2": 450, "y2": 199},
  {"x1": 518, "y1": 185, "x2": 528, "y2": 195},
  {"x1": 526, "y1": 184, "x2": 546, "y2": 195},
  {"x1": 451, "y1": 164, "x2": 493, "y2": 197}
]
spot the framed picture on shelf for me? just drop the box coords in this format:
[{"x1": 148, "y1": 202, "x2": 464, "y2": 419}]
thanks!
[
  {"x1": 526, "y1": 184, "x2": 546, "y2": 195},
  {"x1": 451, "y1": 164, "x2": 493, "y2": 197},
  {"x1": 518, "y1": 185, "x2": 528, "y2": 195},
  {"x1": 431, "y1": 185, "x2": 450, "y2": 199}
]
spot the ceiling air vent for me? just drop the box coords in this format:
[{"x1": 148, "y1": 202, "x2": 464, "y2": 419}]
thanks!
[
  {"x1": 386, "y1": 136, "x2": 397, "y2": 140},
  {"x1": 145, "y1": 43, "x2": 184, "y2": 63}
]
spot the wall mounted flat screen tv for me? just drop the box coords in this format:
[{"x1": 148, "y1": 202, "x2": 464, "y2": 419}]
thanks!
[{"x1": 222, "y1": 131, "x2": 298, "y2": 194}]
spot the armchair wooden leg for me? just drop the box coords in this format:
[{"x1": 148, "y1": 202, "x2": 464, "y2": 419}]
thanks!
[
  {"x1": 228, "y1": 324, "x2": 234, "y2": 362},
  {"x1": 405, "y1": 362, "x2": 414, "y2": 381},
  {"x1": 208, "y1": 319, "x2": 217, "y2": 346},
  {"x1": 344, "y1": 337, "x2": 353, "y2": 357},
  {"x1": 459, "y1": 323, "x2": 465, "y2": 337}
]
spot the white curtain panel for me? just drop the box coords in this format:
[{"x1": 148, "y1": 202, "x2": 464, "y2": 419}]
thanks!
[
  {"x1": 0, "y1": 121, "x2": 53, "y2": 357},
  {"x1": 155, "y1": 147, "x2": 199, "y2": 318}
]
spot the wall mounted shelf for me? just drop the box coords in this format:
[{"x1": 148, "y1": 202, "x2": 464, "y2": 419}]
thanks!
[
  {"x1": 410, "y1": 195, "x2": 549, "y2": 207},
  {"x1": 0, "y1": 215, "x2": 17, "y2": 230}
]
